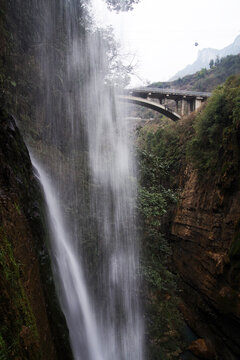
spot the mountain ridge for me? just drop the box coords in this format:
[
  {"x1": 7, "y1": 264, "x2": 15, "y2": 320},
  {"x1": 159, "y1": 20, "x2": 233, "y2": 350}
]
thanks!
[
  {"x1": 170, "y1": 34, "x2": 240, "y2": 80},
  {"x1": 150, "y1": 53, "x2": 240, "y2": 92}
]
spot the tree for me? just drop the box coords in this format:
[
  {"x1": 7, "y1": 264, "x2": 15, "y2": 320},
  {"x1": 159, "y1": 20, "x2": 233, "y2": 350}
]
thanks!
[
  {"x1": 105, "y1": 0, "x2": 140, "y2": 12},
  {"x1": 209, "y1": 59, "x2": 214, "y2": 69},
  {"x1": 95, "y1": 25, "x2": 136, "y2": 87},
  {"x1": 215, "y1": 55, "x2": 220, "y2": 65}
]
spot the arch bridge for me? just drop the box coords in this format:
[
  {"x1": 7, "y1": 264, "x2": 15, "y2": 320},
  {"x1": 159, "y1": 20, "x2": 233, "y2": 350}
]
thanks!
[{"x1": 118, "y1": 87, "x2": 211, "y2": 121}]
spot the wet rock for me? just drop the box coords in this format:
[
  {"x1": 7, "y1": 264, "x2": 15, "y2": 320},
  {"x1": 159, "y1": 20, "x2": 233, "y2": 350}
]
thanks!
[
  {"x1": 188, "y1": 339, "x2": 213, "y2": 359},
  {"x1": 0, "y1": 109, "x2": 72, "y2": 359}
]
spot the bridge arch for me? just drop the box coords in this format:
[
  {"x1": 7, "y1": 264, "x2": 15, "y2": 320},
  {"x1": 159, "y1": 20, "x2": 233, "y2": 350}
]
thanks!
[{"x1": 118, "y1": 95, "x2": 181, "y2": 121}]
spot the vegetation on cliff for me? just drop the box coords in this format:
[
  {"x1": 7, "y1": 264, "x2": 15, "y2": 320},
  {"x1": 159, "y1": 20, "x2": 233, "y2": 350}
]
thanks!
[
  {"x1": 151, "y1": 53, "x2": 240, "y2": 92},
  {"x1": 0, "y1": 227, "x2": 40, "y2": 359},
  {"x1": 141, "y1": 74, "x2": 240, "y2": 181},
  {"x1": 0, "y1": 109, "x2": 73, "y2": 359},
  {"x1": 187, "y1": 74, "x2": 240, "y2": 178},
  {"x1": 137, "y1": 73, "x2": 240, "y2": 359},
  {"x1": 1, "y1": 0, "x2": 240, "y2": 358},
  {"x1": 137, "y1": 136, "x2": 185, "y2": 359}
]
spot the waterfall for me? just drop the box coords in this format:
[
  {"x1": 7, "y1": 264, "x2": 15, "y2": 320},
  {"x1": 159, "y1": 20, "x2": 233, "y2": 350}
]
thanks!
[
  {"x1": 31, "y1": 157, "x2": 104, "y2": 360},
  {"x1": 29, "y1": 1, "x2": 144, "y2": 359}
]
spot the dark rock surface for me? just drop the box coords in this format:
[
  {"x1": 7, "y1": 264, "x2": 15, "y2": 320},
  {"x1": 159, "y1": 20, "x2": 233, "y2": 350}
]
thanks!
[
  {"x1": 0, "y1": 108, "x2": 72, "y2": 359},
  {"x1": 170, "y1": 164, "x2": 240, "y2": 359}
]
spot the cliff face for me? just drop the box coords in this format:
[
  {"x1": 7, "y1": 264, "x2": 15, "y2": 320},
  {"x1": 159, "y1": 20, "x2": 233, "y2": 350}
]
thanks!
[
  {"x1": 137, "y1": 73, "x2": 240, "y2": 359},
  {"x1": 170, "y1": 164, "x2": 240, "y2": 359},
  {"x1": 170, "y1": 34, "x2": 240, "y2": 80},
  {"x1": 0, "y1": 109, "x2": 71, "y2": 359}
]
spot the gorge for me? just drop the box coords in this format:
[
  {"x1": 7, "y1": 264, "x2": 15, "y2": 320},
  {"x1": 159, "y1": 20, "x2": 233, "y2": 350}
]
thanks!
[{"x1": 0, "y1": 1, "x2": 240, "y2": 360}]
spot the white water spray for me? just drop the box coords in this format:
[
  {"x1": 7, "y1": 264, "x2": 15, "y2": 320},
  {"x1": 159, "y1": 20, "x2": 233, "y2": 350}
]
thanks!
[
  {"x1": 31, "y1": 156, "x2": 104, "y2": 360},
  {"x1": 29, "y1": 1, "x2": 144, "y2": 359}
]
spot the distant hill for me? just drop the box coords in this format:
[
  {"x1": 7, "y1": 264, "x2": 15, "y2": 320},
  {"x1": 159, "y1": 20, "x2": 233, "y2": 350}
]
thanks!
[
  {"x1": 170, "y1": 34, "x2": 240, "y2": 80},
  {"x1": 150, "y1": 53, "x2": 240, "y2": 92}
]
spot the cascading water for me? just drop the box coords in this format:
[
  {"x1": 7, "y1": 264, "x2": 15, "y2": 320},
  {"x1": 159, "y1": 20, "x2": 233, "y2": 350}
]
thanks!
[
  {"x1": 31, "y1": 157, "x2": 104, "y2": 360},
  {"x1": 29, "y1": 1, "x2": 144, "y2": 359}
]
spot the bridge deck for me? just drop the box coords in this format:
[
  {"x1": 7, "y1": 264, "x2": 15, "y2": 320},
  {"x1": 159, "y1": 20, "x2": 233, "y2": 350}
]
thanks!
[
  {"x1": 126, "y1": 87, "x2": 212, "y2": 101},
  {"x1": 118, "y1": 87, "x2": 211, "y2": 121}
]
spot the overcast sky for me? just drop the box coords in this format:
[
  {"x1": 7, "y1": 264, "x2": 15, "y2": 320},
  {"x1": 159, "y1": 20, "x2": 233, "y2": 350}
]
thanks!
[{"x1": 92, "y1": 0, "x2": 240, "y2": 86}]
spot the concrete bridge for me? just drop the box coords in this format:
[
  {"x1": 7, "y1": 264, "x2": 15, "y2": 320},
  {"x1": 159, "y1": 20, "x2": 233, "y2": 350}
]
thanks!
[{"x1": 118, "y1": 87, "x2": 211, "y2": 120}]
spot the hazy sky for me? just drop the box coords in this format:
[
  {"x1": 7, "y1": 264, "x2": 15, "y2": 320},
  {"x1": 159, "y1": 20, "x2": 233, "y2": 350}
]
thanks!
[{"x1": 92, "y1": 0, "x2": 240, "y2": 86}]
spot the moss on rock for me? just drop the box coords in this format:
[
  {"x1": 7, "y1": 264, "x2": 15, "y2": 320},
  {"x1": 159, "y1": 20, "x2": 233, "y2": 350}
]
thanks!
[{"x1": 0, "y1": 108, "x2": 72, "y2": 359}]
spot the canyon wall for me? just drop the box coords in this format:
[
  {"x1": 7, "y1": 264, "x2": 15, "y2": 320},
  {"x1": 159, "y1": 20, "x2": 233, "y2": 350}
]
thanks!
[
  {"x1": 0, "y1": 109, "x2": 72, "y2": 359},
  {"x1": 170, "y1": 162, "x2": 240, "y2": 359},
  {"x1": 138, "y1": 76, "x2": 240, "y2": 358}
]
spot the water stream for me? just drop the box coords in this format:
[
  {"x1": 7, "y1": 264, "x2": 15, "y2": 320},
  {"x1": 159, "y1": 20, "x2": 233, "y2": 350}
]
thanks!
[
  {"x1": 31, "y1": 157, "x2": 104, "y2": 360},
  {"x1": 29, "y1": 0, "x2": 144, "y2": 359}
]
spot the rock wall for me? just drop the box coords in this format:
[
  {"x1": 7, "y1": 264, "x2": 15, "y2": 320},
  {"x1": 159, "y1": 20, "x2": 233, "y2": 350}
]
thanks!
[
  {"x1": 0, "y1": 108, "x2": 72, "y2": 359},
  {"x1": 170, "y1": 164, "x2": 240, "y2": 359}
]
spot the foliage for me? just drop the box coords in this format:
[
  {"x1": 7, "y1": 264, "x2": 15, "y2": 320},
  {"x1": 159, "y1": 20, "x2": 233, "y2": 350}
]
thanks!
[
  {"x1": 0, "y1": 229, "x2": 40, "y2": 360},
  {"x1": 96, "y1": 25, "x2": 133, "y2": 87},
  {"x1": 187, "y1": 74, "x2": 240, "y2": 175},
  {"x1": 105, "y1": 0, "x2": 140, "y2": 12},
  {"x1": 136, "y1": 74, "x2": 240, "y2": 358},
  {"x1": 137, "y1": 115, "x2": 194, "y2": 181},
  {"x1": 209, "y1": 59, "x2": 214, "y2": 69},
  {"x1": 137, "y1": 144, "x2": 184, "y2": 359},
  {"x1": 150, "y1": 53, "x2": 240, "y2": 92},
  {"x1": 196, "y1": 67, "x2": 207, "y2": 79}
]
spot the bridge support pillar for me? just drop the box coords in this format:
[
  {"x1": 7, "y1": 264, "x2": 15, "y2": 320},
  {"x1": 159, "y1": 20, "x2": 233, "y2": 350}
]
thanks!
[
  {"x1": 175, "y1": 100, "x2": 179, "y2": 113},
  {"x1": 189, "y1": 99, "x2": 195, "y2": 113},
  {"x1": 195, "y1": 97, "x2": 204, "y2": 110},
  {"x1": 181, "y1": 99, "x2": 195, "y2": 116},
  {"x1": 181, "y1": 99, "x2": 188, "y2": 116}
]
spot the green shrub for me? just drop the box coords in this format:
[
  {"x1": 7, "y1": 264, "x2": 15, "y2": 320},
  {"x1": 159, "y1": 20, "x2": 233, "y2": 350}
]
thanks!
[
  {"x1": 0, "y1": 229, "x2": 40, "y2": 359},
  {"x1": 137, "y1": 145, "x2": 184, "y2": 359},
  {"x1": 187, "y1": 74, "x2": 240, "y2": 174}
]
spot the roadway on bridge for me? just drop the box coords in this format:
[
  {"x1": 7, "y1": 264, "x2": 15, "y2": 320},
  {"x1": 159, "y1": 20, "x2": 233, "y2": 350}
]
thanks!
[{"x1": 126, "y1": 87, "x2": 212, "y2": 100}]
